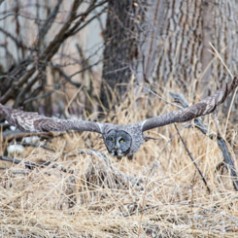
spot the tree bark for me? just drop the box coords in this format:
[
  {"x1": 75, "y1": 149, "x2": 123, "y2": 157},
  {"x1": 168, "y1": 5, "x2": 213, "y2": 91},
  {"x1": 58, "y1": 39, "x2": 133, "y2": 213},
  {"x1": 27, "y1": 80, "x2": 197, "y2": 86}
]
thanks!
[
  {"x1": 154, "y1": 0, "x2": 238, "y2": 93},
  {"x1": 147, "y1": 0, "x2": 238, "y2": 125},
  {"x1": 100, "y1": 0, "x2": 137, "y2": 109}
]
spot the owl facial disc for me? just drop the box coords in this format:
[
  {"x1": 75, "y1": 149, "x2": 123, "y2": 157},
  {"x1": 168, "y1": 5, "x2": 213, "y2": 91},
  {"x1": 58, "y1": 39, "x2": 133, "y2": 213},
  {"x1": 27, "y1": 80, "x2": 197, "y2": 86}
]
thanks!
[{"x1": 104, "y1": 129, "x2": 132, "y2": 158}]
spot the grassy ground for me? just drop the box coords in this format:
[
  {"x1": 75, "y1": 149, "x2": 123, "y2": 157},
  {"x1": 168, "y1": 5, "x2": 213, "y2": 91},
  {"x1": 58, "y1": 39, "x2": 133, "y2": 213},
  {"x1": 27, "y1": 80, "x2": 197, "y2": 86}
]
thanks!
[{"x1": 0, "y1": 85, "x2": 238, "y2": 237}]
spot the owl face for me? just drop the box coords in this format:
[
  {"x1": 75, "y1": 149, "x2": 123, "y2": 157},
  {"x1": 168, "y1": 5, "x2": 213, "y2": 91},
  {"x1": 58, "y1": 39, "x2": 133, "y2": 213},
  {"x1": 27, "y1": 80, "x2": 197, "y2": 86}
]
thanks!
[{"x1": 104, "y1": 129, "x2": 132, "y2": 157}]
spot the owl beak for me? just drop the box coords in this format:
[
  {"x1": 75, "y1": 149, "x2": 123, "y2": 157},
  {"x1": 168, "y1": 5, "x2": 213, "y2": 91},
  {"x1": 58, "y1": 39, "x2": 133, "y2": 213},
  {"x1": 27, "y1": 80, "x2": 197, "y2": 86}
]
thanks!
[{"x1": 115, "y1": 141, "x2": 120, "y2": 150}]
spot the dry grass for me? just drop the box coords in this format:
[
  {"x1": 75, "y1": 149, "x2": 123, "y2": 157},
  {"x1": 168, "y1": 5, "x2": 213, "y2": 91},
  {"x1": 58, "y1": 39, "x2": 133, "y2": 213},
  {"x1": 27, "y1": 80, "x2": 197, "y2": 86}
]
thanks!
[{"x1": 1, "y1": 86, "x2": 238, "y2": 238}]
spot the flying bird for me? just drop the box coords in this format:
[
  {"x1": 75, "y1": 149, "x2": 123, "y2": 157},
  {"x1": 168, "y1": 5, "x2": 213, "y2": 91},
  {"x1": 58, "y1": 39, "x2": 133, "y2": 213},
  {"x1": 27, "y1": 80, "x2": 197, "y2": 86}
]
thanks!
[{"x1": 0, "y1": 77, "x2": 237, "y2": 158}]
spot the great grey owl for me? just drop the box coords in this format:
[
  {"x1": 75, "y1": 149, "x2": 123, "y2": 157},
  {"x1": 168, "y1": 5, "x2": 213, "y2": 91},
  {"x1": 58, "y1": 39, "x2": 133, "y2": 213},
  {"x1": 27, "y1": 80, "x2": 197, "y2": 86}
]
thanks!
[
  {"x1": 0, "y1": 77, "x2": 237, "y2": 158},
  {"x1": 104, "y1": 129, "x2": 132, "y2": 157}
]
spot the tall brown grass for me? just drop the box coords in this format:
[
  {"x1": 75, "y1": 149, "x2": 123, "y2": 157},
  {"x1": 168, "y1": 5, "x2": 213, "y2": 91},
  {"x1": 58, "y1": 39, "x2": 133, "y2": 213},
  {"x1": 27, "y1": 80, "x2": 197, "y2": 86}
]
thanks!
[{"x1": 1, "y1": 84, "x2": 238, "y2": 238}]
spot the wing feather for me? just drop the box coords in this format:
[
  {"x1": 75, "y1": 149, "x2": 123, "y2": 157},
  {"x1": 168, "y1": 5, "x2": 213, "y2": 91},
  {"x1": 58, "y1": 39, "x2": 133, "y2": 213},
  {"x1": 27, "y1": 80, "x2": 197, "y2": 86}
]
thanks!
[
  {"x1": 142, "y1": 76, "x2": 238, "y2": 131},
  {"x1": 0, "y1": 105, "x2": 102, "y2": 133}
]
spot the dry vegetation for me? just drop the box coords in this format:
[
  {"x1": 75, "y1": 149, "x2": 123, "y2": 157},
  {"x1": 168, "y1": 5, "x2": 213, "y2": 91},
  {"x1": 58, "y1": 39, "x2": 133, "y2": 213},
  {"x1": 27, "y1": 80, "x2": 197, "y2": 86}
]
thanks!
[
  {"x1": 1, "y1": 84, "x2": 238, "y2": 238},
  {"x1": 1, "y1": 1, "x2": 238, "y2": 237}
]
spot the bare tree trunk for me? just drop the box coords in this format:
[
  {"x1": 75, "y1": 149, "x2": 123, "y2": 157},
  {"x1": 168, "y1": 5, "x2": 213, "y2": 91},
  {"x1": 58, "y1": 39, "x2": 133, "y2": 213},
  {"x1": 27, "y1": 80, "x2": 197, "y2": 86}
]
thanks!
[
  {"x1": 100, "y1": 0, "x2": 138, "y2": 109},
  {"x1": 149, "y1": 0, "x2": 238, "y2": 126},
  {"x1": 154, "y1": 0, "x2": 238, "y2": 94},
  {"x1": 100, "y1": 0, "x2": 164, "y2": 109}
]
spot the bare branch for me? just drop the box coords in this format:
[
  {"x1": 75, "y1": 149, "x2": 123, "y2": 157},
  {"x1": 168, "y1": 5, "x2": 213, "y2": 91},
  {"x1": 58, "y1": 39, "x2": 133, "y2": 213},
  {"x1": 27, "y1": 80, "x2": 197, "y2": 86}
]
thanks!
[
  {"x1": 42, "y1": 0, "x2": 84, "y2": 60},
  {"x1": 50, "y1": 63, "x2": 82, "y2": 88},
  {"x1": 68, "y1": 4, "x2": 107, "y2": 35},
  {"x1": 170, "y1": 91, "x2": 238, "y2": 191},
  {"x1": 175, "y1": 125, "x2": 211, "y2": 193},
  {"x1": 36, "y1": 0, "x2": 64, "y2": 46},
  {"x1": 2, "y1": 130, "x2": 57, "y2": 142},
  {"x1": 0, "y1": 26, "x2": 29, "y2": 50},
  {"x1": 0, "y1": 156, "x2": 72, "y2": 173}
]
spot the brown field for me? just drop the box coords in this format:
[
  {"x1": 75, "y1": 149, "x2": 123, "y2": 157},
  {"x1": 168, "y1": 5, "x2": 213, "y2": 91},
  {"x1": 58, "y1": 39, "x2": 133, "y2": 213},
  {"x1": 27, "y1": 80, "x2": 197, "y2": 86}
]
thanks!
[{"x1": 1, "y1": 85, "x2": 238, "y2": 238}]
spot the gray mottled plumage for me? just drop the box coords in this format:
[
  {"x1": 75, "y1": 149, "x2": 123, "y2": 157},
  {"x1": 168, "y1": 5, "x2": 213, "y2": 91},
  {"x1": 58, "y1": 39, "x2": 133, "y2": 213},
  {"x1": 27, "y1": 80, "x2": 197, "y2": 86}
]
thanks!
[
  {"x1": 101, "y1": 123, "x2": 144, "y2": 157},
  {"x1": 0, "y1": 77, "x2": 237, "y2": 157}
]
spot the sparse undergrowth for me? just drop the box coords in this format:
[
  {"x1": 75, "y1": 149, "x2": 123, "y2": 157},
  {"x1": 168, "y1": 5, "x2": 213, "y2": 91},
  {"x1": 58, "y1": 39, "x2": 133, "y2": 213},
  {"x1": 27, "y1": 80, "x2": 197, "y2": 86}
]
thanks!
[{"x1": 1, "y1": 88, "x2": 238, "y2": 238}]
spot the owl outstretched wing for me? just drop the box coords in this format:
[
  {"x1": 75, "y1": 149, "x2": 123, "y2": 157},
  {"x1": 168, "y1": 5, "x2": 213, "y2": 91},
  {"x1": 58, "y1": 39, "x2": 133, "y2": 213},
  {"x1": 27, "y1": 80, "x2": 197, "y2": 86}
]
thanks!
[
  {"x1": 0, "y1": 104, "x2": 102, "y2": 133},
  {"x1": 142, "y1": 76, "x2": 238, "y2": 131}
]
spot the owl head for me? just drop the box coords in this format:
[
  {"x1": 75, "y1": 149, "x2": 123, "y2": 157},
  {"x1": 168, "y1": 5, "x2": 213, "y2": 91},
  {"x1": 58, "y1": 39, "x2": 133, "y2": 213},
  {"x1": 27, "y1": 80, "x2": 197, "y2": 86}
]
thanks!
[{"x1": 103, "y1": 129, "x2": 132, "y2": 158}]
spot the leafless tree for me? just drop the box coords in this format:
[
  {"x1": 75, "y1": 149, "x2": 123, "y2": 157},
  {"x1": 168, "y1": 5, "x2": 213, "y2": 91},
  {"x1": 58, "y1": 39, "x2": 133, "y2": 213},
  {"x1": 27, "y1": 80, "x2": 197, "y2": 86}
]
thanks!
[{"x1": 0, "y1": 0, "x2": 107, "y2": 115}]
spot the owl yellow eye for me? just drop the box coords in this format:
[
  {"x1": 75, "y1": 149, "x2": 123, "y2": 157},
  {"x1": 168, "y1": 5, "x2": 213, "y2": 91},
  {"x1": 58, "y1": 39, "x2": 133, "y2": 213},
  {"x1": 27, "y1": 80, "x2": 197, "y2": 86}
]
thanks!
[{"x1": 119, "y1": 138, "x2": 125, "y2": 143}]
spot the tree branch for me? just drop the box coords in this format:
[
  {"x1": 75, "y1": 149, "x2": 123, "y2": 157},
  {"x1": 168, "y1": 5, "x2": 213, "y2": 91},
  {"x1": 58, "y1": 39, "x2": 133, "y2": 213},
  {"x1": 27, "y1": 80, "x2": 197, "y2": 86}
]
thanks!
[
  {"x1": 175, "y1": 125, "x2": 211, "y2": 193},
  {"x1": 170, "y1": 92, "x2": 238, "y2": 191},
  {"x1": 0, "y1": 155, "x2": 72, "y2": 173}
]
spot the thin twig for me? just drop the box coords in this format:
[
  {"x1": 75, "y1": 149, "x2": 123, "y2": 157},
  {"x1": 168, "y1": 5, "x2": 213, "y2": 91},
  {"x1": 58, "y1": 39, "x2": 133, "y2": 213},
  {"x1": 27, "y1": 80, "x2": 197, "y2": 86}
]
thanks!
[
  {"x1": 175, "y1": 125, "x2": 211, "y2": 193},
  {"x1": 0, "y1": 156, "x2": 73, "y2": 174},
  {"x1": 50, "y1": 63, "x2": 82, "y2": 88},
  {"x1": 67, "y1": 0, "x2": 107, "y2": 35},
  {"x1": 216, "y1": 135, "x2": 238, "y2": 190},
  {"x1": 0, "y1": 26, "x2": 29, "y2": 50},
  {"x1": 36, "y1": 0, "x2": 64, "y2": 46},
  {"x1": 2, "y1": 130, "x2": 57, "y2": 142}
]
